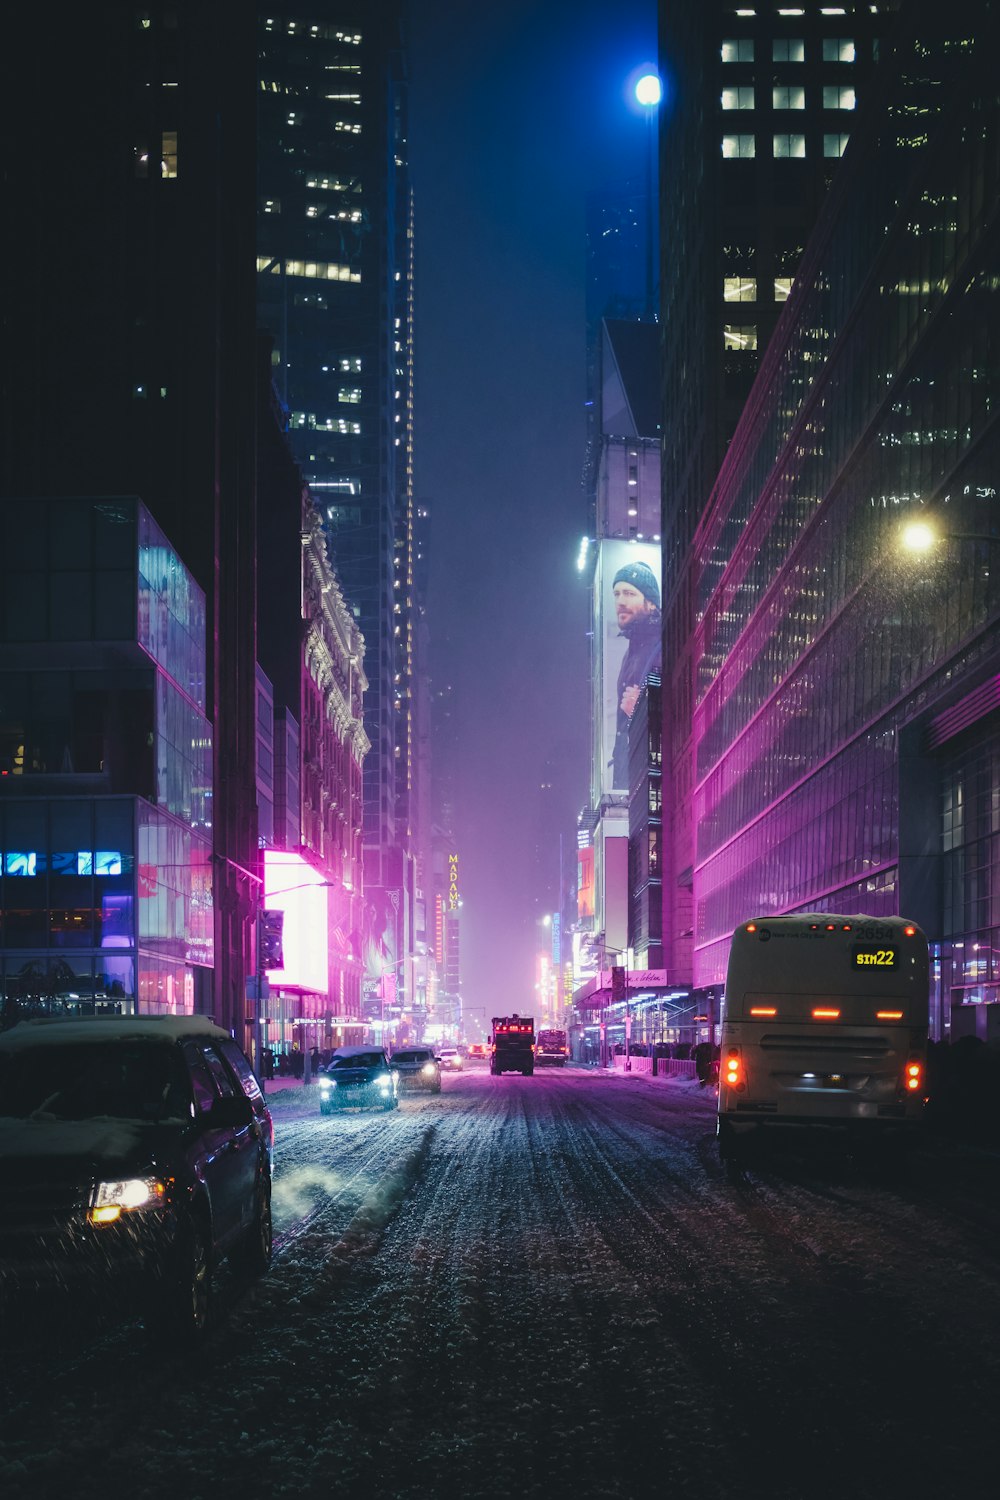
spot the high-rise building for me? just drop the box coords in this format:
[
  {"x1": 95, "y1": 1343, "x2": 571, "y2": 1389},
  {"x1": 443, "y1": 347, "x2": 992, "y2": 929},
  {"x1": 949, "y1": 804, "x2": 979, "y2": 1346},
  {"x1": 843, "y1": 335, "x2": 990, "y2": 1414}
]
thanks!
[
  {"x1": 658, "y1": 0, "x2": 896, "y2": 987},
  {"x1": 0, "y1": 4, "x2": 260, "y2": 1044},
  {"x1": 256, "y1": 4, "x2": 419, "y2": 1006},
  {"x1": 684, "y1": 0, "x2": 998, "y2": 1040}
]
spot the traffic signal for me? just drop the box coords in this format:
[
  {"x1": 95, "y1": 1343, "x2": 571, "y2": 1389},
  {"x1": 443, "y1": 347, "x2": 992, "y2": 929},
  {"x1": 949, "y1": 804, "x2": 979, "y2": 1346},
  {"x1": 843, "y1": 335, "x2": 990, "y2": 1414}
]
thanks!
[
  {"x1": 611, "y1": 965, "x2": 626, "y2": 1002},
  {"x1": 260, "y1": 909, "x2": 284, "y2": 970}
]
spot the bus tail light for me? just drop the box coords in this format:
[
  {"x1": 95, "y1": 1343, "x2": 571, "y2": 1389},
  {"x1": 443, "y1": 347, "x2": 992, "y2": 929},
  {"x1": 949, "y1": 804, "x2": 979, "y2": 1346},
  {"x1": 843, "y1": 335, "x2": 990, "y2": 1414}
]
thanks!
[
  {"x1": 812, "y1": 1008, "x2": 841, "y2": 1020},
  {"x1": 877, "y1": 1010, "x2": 903, "y2": 1021},
  {"x1": 724, "y1": 1048, "x2": 745, "y2": 1092},
  {"x1": 749, "y1": 1006, "x2": 776, "y2": 1017},
  {"x1": 904, "y1": 1060, "x2": 923, "y2": 1093}
]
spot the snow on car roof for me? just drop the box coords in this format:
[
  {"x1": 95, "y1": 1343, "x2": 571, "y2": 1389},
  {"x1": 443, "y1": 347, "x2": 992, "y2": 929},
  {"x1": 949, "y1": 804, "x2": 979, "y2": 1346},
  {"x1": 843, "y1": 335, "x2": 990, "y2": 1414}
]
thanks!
[
  {"x1": 330, "y1": 1045, "x2": 387, "y2": 1059},
  {"x1": 0, "y1": 1015, "x2": 231, "y2": 1052}
]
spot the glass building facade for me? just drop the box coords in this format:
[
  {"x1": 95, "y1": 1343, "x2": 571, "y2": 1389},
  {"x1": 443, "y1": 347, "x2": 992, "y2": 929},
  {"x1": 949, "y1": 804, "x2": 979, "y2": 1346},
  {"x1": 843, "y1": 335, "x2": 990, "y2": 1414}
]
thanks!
[
  {"x1": 0, "y1": 499, "x2": 213, "y2": 1025},
  {"x1": 688, "y1": 5, "x2": 998, "y2": 1041}
]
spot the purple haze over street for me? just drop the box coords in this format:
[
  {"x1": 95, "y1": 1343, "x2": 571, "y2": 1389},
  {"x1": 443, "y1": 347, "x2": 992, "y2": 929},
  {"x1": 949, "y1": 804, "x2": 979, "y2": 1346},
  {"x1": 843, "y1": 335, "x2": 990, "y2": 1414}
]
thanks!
[{"x1": 411, "y1": 0, "x2": 657, "y2": 1017}]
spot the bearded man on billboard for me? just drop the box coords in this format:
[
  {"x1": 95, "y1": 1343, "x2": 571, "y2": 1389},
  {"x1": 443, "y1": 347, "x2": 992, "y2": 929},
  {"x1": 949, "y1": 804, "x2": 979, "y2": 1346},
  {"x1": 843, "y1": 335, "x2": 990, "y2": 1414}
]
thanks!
[{"x1": 610, "y1": 560, "x2": 662, "y2": 789}]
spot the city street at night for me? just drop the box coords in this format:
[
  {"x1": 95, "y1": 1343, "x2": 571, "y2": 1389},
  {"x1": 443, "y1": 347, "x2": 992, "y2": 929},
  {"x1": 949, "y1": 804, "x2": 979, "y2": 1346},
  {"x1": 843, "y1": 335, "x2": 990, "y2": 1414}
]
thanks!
[{"x1": 2, "y1": 1066, "x2": 998, "y2": 1500}]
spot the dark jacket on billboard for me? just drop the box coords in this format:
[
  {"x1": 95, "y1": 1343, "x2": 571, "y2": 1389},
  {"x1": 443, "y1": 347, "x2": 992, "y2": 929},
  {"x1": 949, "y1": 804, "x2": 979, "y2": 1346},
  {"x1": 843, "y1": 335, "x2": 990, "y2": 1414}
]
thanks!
[{"x1": 611, "y1": 611, "x2": 662, "y2": 789}]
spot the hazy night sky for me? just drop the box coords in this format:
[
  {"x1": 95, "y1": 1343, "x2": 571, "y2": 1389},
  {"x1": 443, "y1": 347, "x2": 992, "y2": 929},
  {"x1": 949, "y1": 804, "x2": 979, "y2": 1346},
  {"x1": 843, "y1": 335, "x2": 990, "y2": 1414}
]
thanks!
[{"x1": 409, "y1": 1, "x2": 657, "y2": 1019}]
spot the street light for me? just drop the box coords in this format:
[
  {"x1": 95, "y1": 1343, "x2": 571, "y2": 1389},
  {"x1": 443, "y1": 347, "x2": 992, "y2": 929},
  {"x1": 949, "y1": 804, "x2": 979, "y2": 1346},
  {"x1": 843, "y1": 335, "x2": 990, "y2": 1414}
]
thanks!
[
  {"x1": 634, "y1": 72, "x2": 662, "y2": 321},
  {"x1": 374, "y1": 955, "x2": 407, "y2": 1051},
  {"x1": 901, "y1": 520, "x2": 1000, "y2": 553}
]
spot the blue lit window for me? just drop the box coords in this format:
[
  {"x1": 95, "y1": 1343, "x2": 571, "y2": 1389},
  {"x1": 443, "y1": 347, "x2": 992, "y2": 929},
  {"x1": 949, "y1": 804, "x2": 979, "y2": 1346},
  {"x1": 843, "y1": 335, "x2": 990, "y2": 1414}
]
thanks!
[{"x1": 3, "y1": 852, "x2": 37, "y2": 877}]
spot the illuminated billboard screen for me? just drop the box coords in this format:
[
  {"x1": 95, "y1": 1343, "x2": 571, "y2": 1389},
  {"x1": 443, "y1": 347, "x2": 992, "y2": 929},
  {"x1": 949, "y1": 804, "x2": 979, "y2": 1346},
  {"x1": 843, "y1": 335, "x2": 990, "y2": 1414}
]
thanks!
[
  {"x1": 594, "y1": 540, "x2": 662, "y2": 795},
  {"x1": 263, "y1": 850, "x2": 328, "y2": 994}
]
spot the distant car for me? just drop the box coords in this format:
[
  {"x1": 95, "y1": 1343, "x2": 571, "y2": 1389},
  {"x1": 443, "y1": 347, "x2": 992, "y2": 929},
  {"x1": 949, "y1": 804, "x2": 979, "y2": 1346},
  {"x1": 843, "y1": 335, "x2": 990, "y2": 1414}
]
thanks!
[
  {"x1": 319, "y1": 1046, "x2": 399, "y2": 1113},
  {"x1": 437, "y1": 1048, "x2": 463, "y2": 1072},
  {"x1": 466, "y1": 1043, "x2": 488, "y2": 1062},
  {"x1": 0, "y1": 1015, "x2": 273, "y2": 1344},
  {"x1": 391, "y1": 1047, "x2": 441, "y2": 1093}
]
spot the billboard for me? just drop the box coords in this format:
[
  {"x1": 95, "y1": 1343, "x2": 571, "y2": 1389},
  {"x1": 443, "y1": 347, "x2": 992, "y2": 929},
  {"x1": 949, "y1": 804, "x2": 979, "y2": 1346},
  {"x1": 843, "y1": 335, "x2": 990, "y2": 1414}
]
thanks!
[
  {"x1": 594, "y1": 540, "x2": 661, "y2": 796},
  {"x1": 263, "y1": 849, "x2": 328, "y2": 994}
]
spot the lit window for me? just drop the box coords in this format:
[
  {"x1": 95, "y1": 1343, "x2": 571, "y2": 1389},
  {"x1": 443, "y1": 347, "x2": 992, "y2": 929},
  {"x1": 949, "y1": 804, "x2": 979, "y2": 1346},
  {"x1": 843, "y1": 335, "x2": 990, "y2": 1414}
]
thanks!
[
  {"x1": 339, "y1": 357, "x2": 362, "y2": 372},
  {"x1": 823, "y1": 85, "x2": 856, "y2": 109},
  {"x1": 724, "y1": 276, "x2": 757, "y2": 302},
  {"x1": 773, "y1": 133, "x2": 806, "y2": 157},
  {"x1": 774, "y1": 277, "x2": 793, "y2": 301},
  {"x1": 722, "y1": 86, "x2": 755, "y2": 109},
  {"x1": 257, "y1": 256, "x2": 361, "y2": 284},
  {"x1": 772, "y1": 38, "x2": 805, "y2": 62},
  {"x1": 338, "y1": 387, "x2": 362, "y2": 404},
  {"x1": 823, "y1": 37, "x2": 855, "y2": 61},
  {"x1": 773, "y1": 85, "x2": 806, "y2": 109},
  {"x1": 778, "y1": 7, "x2": 805, "y2": 13},
  {"x1": 721, "y1": 38, "x2": 754, "y2": 62},
  {"x1": 722, "y1": 134, "x2": 756, "y2": 158},
  {"x1": 262, "y1": 198, "x2": 280, "y2": 214},
  {"x1": 723, "y1": 324, "x2": 758, "y2": 350},
  {"x1": 161, "y1": 131, "x2": 178, "y2": 178},
  {"x1": 823, "y1": 132, "x2": 850, "y2": 157}
]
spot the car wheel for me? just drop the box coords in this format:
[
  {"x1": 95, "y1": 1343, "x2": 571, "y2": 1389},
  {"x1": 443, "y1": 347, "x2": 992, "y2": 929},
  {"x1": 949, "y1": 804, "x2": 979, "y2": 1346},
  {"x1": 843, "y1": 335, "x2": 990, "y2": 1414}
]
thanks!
[
  {"x1": 147, "y1": 1212, "x2": 212, "y2": 1346},
  {"x1": 233, "y1": 1172, "x2": 272, "y2": 1278},
  {"x1": 432, "y1": 1083, "x2": 441, "y2": 1094},
  {"x1": 320, "y1": 1101, "x2": 332, "y2": 1115}
]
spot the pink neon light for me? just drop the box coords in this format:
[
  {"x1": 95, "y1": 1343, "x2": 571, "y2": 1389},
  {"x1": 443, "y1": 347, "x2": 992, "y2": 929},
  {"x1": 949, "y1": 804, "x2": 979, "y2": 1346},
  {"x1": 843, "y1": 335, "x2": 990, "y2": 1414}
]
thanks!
[{"x1": 263, "y1": 850, "x2": 328, "y2": 993}]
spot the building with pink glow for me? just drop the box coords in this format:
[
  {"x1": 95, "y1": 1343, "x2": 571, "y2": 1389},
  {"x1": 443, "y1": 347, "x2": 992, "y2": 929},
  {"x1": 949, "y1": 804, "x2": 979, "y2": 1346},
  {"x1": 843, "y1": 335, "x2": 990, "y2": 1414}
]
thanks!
[{"x1": 682, "y1": 5, "x2": 999, "y2": 1041}]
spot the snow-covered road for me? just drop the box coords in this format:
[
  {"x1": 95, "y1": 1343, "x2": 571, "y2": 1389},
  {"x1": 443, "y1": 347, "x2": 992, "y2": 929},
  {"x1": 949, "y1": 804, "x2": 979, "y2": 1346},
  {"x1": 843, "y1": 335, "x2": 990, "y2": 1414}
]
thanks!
[{"x1": 2, "y1": 1066, "x2": 998, "y2": 1499}]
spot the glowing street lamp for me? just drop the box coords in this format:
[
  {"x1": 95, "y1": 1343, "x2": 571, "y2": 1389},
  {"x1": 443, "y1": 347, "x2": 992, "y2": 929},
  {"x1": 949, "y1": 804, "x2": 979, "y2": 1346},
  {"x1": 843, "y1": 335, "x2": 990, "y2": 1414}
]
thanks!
[
  {"x1": 901, "y1": 520, "x2": 1000, "y2": 554},
  {"x1": 634, "y1": 72, "x2": 662, "y2": 319}
]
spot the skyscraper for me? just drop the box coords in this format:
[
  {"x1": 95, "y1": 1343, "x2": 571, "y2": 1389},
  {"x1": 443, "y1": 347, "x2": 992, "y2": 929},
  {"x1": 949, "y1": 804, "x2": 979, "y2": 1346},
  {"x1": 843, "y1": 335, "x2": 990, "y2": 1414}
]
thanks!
[
  {"x1": 257, "y1": 4, "x2": 419, "y2": 995},
  {"x1": 0, "y1": 3, "x2": 260, "y2": 1041},
  {"x1": 658, "y1": 0, "x2": 895, "y2": 987}
]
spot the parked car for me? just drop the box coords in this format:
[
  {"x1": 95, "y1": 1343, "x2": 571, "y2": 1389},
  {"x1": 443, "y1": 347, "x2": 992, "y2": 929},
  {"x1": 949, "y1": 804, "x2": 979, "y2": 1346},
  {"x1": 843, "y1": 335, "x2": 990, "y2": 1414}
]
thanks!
[
  {"x1": 391, "y1": 1047, "x2": 442, "y2": 1093},
  {"x1": 0, "y1": 1015, "x2": 273, "y2": 1343},
  {"x1": 437, "y1": 1047, "x2": 463, "y2": 1072},
  {"x1": 319, "y1": 1046, "x2": 399, "y2": 1113}
]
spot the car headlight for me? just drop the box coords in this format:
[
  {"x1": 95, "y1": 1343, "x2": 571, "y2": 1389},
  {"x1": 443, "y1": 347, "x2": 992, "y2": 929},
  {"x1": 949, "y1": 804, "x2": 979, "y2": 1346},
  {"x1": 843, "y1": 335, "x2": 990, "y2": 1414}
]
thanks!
[
  {"x1": 377, "y1": 1074, "x2": 393, "y2": 1089},
  {"x1": 320, "y1": 1077, "x2": 335, "y2": 1090},
  {"x1": 422, "y1": 1063, "x2": 436, "y2": 1076},
  {"x1": 89, "y1": 1176, "x2": 167, "y2": 1225}
]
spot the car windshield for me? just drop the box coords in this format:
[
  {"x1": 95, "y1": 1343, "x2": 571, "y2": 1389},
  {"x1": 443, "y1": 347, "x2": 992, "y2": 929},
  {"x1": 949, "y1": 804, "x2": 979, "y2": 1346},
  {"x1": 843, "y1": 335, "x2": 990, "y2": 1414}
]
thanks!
[
  {"x1": 0, "y1": 1041, "x2": 190, "y2": 1122},
  {"x1": 393, "y1": 1051, "x2": 431, "y2": 1064},
  {"x1": 328, "y1": 1053, "x2": 385, "y2": 1071}
]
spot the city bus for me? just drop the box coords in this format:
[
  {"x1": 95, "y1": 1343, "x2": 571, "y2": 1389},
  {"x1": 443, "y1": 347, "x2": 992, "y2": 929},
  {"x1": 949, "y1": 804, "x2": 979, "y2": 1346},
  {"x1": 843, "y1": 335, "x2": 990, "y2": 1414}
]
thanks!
[{"x1": 718, "y1": 914, "x2": 928, "y2": 1167}]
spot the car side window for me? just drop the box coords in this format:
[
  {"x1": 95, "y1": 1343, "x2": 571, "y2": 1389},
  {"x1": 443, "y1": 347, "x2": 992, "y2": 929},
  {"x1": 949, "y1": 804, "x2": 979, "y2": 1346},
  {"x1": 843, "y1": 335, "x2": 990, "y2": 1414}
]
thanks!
[
  {"x1": 181, "y1": 1041, "x2": 220, "y2": 1116},
  {"x1": 199, "y1": 1043, "x2": 236, "y2": 1099},
  {"x1": 217, "y1": 1039, "x2": 263, "y2": 1104}
]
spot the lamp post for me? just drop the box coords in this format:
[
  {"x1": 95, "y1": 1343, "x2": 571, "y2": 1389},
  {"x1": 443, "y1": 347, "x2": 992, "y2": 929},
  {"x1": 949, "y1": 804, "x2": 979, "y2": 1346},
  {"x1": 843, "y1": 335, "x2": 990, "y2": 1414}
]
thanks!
[
  {"x1": 376, "y1": 955, "x2": 407, "y2": 1053},
  {"x1": 601, "y1": 942, "x2": 631, "y2": 1070},
  {"x1": 635, "y1": 72, "x2": 662, "y2": 322}
]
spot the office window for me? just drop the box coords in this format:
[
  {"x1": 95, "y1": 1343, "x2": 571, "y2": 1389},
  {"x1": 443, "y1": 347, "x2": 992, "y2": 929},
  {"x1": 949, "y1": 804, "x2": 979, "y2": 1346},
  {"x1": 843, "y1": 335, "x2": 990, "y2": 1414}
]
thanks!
[
  {"x1": 724, "y1": 276, "x2": 757, "y2": 302},
  {"x1": 772, "y1": 38, "x2": 805, "y2": 62},
  {"x1": 773, "y1": 134, "x2": 806, "y2": 157},
  {"x1": 824, "y1": 133, "x2": 850, "y2": 157},
  {"x1": 822, "y1": 38, "x2": 855, "y2": 62},
  {"x1": 773, "y1": 86, "x2": 806, "y2": 109},
  {"x1": 721, "y1": 38, "x2": 754, "y2": 62},
  {"x1": 774, "y1": 277, "x2": 794, "y2": 301},
  {"x1": 823, "y1": 85, "x2": 856, "y2": 109},
  {"x1": 722, "y1": 134, "x2": 756, "y2": 159},
  {"x1": 722, "y1": 86, "x2": 755, "y2": 110},
  {"x1": 723, "y1": 324, "x2": 758, "y2": 350}
]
